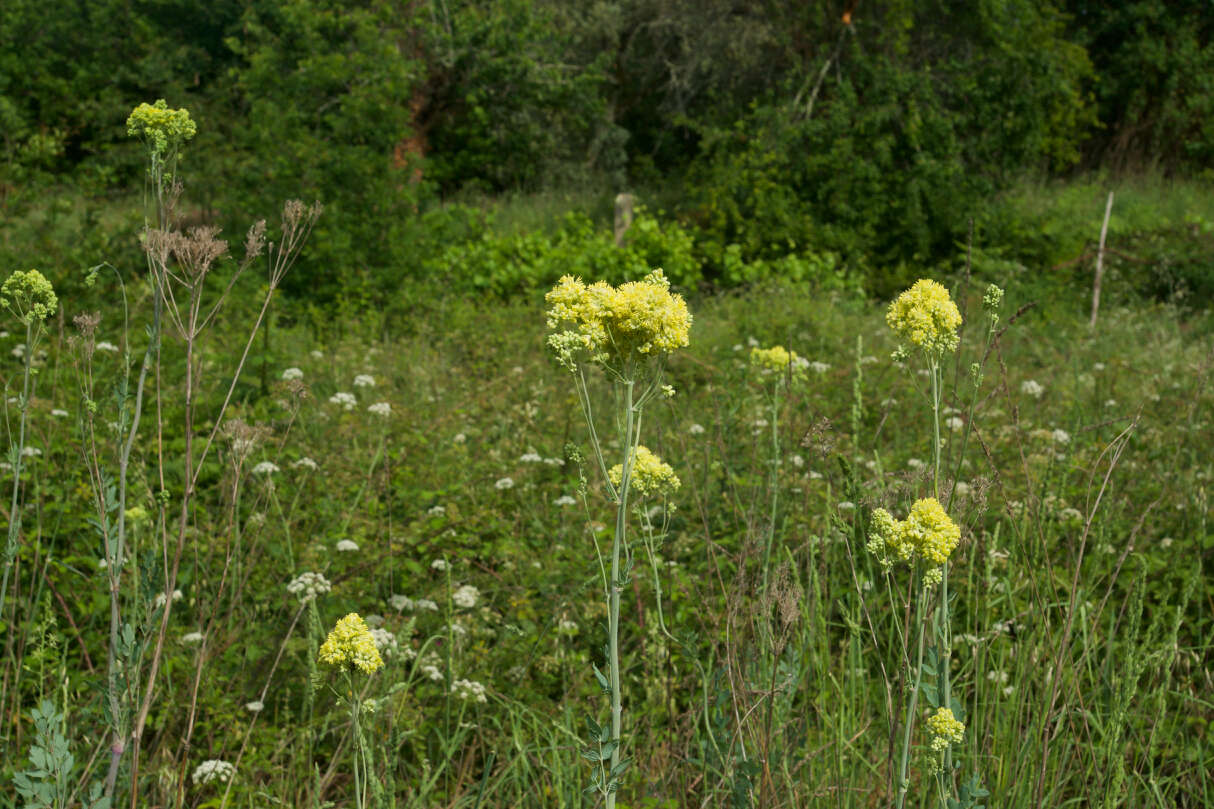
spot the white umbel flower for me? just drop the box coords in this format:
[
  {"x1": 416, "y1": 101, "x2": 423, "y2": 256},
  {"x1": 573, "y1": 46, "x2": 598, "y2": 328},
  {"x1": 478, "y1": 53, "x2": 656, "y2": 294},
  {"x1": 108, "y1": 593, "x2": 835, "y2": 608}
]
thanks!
[
  {"x1": 368, "y1": 401, "x2": 391, "y2": 417},
  {"x1": 329, "y1": 392, "x2": 357, "y2": 410},
  {"x1": 353, "y1": 374, "x2": 376, "y2": 388},
  {"x1": 286, "y1": 571, "x2": 331, "y2": 602},
  {"x1": 451, "y1": 678, "x2": 488, "y2": 703},
  {"x1": 453, "y1": 584, "x2": 479, "y2": 609},
  {"x1": 192, "y1": 759, "x2": 235, "y2": 785},
  {"x1": 1020, "y1": 379, "x2": 1045, "y2": 398},
  {"x1": 252, "y1": 461, "x2": 279, "y2": 475},
  {"x1": 281, "y1": 367, "x2": 304, "y2": 381}
]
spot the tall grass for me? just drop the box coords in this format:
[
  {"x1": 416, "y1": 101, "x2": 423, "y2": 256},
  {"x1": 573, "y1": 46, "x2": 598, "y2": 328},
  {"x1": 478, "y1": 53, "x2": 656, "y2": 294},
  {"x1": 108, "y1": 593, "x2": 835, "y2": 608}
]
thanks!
[{"x1": 0, "y1": 114, "x2": 1210, "y2": 806}]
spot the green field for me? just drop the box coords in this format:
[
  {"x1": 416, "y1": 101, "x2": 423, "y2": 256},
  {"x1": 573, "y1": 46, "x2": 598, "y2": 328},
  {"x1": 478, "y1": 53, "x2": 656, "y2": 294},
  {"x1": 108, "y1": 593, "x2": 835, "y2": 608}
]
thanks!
[{"x1": 2, "y1": 233, "x2": 1210, "y2": 806}]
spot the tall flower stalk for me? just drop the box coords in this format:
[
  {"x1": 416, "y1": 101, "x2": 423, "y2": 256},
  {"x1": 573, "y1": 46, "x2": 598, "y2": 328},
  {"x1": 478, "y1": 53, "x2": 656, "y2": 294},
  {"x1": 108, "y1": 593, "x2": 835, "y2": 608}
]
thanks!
[
  {"x1": 318, "y1": 612, "x2": 384, "y2": 809},
  {"x1": 545, "y1": 270, "x2": 690, "y2": 806},
  {"x1": 0, "y1": 269, "x2": 58, "y2": 747},
  {"x1": 872, "y1": 278, "x2": 970, "y2": 808}
]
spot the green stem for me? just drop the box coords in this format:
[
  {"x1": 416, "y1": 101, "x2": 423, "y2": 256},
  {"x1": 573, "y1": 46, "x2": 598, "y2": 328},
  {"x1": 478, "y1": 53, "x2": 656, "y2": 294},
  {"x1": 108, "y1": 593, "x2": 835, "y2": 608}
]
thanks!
[
  {"x1": 0, "y1": 320, "x2": 33, "y2": 626},
  {"x1": 760, "y1": 383, "x2": 781, "y2": 599},
  {"x1": 930, "y1": 359, "x2": 955, "y2": 784},
  {"x1": 606, "y1": 379, "x2": 636, "y2": 809},
  {"x1": 896, "y1": 580, "x2": 928, "y2": 809},
  {"x1": 0, "y1": 320, "x2": 34, "y2": 753}
]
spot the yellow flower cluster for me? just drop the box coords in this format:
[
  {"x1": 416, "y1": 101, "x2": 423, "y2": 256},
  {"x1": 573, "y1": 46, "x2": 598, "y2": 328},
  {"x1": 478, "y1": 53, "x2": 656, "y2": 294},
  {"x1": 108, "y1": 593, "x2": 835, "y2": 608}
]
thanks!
[
  {"x1": 1, "y1": 269, "x2": 58, "y2": 326},
  {"x1": 886, "y1": 279, "x2": 962, "y2": 356},
  {"x1": 545, "y1": 270, "x2": 691, "y2": 370},
  {"x1": 867, "y1": 497, "x2": 961, "y2": 575},
  {"x1": 126, "y1": 99, "x2": 197, "y2": 156},
  {"x1": 608, "y1": 445, "x2": 680, "y2": 498},
  {"x1": 750, "y1": 345, "x2": 805, "y2": 382},
  {"x1": 925, "y1": 707, "x2": 965, "y2": 751},
  {"x1": 318, "y1": 613, "x2": 383, "y2": 674}
]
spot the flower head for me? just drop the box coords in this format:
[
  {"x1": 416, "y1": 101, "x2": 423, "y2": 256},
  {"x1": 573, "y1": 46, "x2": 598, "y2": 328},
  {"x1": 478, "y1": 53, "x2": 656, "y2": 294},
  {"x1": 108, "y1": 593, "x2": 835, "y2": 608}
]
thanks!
[
  {"x1": 281, "y1": 367, "x2": 304, "y2": 381},
  {"x1": 453, "y1": 584, "x2": 480, "y2": 609},
  {"x1": 286, "y1": 571, "x2": 331, "y2": 602},
  {"x1": 608, "y1": 445, "x2": 680, "y2": 498},
  {"x1": 1, "y1": 270, "x2": 58, "y2": 326},
  {"x1": 191, "y1": 759, "x2": 234, "y2": 786},
  {"x1": 545, "y1": 270, "x2": 691, "y2": 370},
  {"x1": 865, "y1": 497, "x2": 961, "y2": 573},
  {"x1": 329, "y1": 392, "x2": 357, "y2": 410},
  {"x1": 926, "y1": 707, "x2": 965, "y2": 751},
  {"x1": 126, "y1": 100, "x2": 197, "y2": 158},
  {"x1": 318, "y1": 613, "x2": 384, "y2": 674},
  {"x1": 750, "y1": 345, "x2": 806, "y2": 384},
  {"x1": 886, "y1": 279, "x2": 961, "y2": 356}
]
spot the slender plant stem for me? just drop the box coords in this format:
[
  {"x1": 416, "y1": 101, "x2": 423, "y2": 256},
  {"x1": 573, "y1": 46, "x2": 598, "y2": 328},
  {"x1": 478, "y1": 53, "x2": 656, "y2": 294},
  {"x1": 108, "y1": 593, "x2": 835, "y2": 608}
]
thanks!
[
  {"x1": 896, "y1": 579, "x2": 928, "y2": 809},
  {"x1": 605, "y1": 378, "x2": 636, "y2": 809},
  {"x1": 760, "y1": 382, "x2": 781, "y2": 599}
]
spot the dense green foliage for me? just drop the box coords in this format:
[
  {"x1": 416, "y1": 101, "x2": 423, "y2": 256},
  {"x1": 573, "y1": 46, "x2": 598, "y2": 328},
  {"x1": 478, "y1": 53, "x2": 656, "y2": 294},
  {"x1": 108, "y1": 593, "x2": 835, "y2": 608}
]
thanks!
[{"x1": 2, "y1": 1, "x2": 1213, "y2": 300}]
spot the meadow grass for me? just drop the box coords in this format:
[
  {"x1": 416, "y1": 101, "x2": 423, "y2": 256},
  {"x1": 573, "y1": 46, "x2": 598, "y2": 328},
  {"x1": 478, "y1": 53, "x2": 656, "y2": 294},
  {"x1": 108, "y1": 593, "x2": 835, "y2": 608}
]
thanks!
[
  {"x1": 0, "y1": 258, "x2": 1209, "y2": 807},
  {"x1": 0, "y1": 98, "x2": 1210, "y2": 809}
]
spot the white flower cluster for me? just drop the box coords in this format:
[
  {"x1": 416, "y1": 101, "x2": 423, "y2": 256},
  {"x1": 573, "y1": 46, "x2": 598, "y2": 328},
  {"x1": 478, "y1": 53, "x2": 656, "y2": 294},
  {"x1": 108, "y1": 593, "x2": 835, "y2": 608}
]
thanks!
[
  {"x1": 368, "y1": 401, "x2": 391, "y2": 417},
  {"x1": 245, "y1": 700, "x2": 264, "y2": 713},
  {"x1": 252, "y1": 461, "x2": 279, "y2": 475},
  {"x1": 291, "y1": 457, "x2": 319, "y2": 471},
  {"x1": 553, "y1": 495, "x2": 576, "y2": 507},
  {"x1": 419, "y1": 653, "x2": 444, "y2": 682},
  {"x1": 1020, "y1": 379, "x2": 1045, "y2": 398},
  {"x1": 153, "y1": 589, "x2": 183, "y2": 608},
  {"x1": 96, "y1": 341, "x2": 120, "y2": 353},
  {"x1": 451, "y1": 678, "x2": 488, "y2": 703},
  {"x1": 519, "y1": 451, "x2": 543, "y2": 463},
  {"x1": 389, "y1": 594, "x2": 413, "y2": 612},
  {"x1": 431, "y1": 558, "x2": 449, "y2": 571},
  {"x1": 452, "y1": 584, "x2": 479, "y2": 609},
  {"x1": 182, "y1": 632, "x2": 204, "y2": 645},
  {"x1": 336, "y1": 539, "x2": 359, "y2": 552},
  {"x1": 370, "y1": 627, "x2": 398, "y2": 656},
  {"x1": 495, "y1": 477, "x2": 514, "y2": 490},
  {"x1": 353, "y1": 374, "x2": 376, "y2": 388},
  {"x1": 191, "y1": 759, "x2": 235, "y2": 785},
  {"x1": 286, "y1": 571, "x2": 332, "y2": 602},
  {"x1": 329, "y1": 392, "x2": 357, "y2": 410},
  {"x1": 281, "y1": 367, "x2": 304, "y2": 381}
]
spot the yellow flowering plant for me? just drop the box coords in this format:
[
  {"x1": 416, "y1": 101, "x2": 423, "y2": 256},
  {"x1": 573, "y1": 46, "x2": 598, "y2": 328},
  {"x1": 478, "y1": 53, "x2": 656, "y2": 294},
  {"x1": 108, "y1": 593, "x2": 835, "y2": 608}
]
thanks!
[
  {"x1": 0, "y1": 269, "x2": 59, "y2": 661},
  {"x1": 748, "y1": 344, "x2": 807, "y2": 596},
  {"x1": 873, "y1": 278, "x2": 995, "y2": 809},
  {"x1": 319, "y1": 613, "x2": 383, "y2": 809},
  {"x1": 546, "y1": 269, "x2": 690, "y2": 805}
]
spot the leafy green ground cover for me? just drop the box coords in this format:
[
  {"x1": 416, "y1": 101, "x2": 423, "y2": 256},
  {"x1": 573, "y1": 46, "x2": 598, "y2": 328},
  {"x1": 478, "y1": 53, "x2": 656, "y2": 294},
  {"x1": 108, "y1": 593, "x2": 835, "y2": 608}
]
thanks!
[{"x1": 1, "y1": 271, "x2": 1209, "y2": 807}]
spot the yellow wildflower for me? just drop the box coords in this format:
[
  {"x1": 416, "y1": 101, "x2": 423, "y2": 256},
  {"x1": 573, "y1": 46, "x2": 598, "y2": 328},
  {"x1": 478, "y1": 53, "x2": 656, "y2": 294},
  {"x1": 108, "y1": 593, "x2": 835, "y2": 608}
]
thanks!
[
  {"x1": 866, "y1": 497, "x2": 960, "y2": 573},
  {"x1": 126, "y1": 99, "x2": 197, "y2": 157},
  {"x1": 886, "y1": 279, "x2": 961, "y2": 356},
  {"x1": 318, "y1": 613, "x2": 383, "y2": 674},
  {"x1": 903, "y1": 497, "x2": 961, "y2": 566},
  {"x1": 608, "y1": 445, "x2": 680, "y2": 498},
  {"x1": 926, "y1": 707, "x2": 965, "y2": 751},
  {"x1": 750, "y1": 345, "x2": 806, "y2": 382},
  {"x1": 1, "y1": 270, "x2": 58, "y2": 325},
  {"x1": 545, "y1": 270, "x2": 691, "y2": 369},
  {"x1": 866, "y1": 507, "x2": 914, "y2": 569}
]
